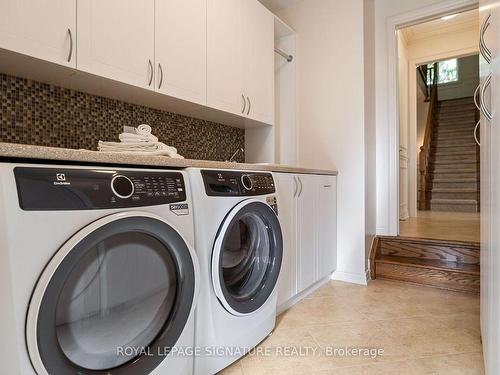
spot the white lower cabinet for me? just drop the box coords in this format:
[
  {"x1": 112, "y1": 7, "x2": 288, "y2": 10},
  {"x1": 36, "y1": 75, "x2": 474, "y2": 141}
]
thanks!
[{"x1": 275, "y1": 173, "x2": 337, "y2": 309}]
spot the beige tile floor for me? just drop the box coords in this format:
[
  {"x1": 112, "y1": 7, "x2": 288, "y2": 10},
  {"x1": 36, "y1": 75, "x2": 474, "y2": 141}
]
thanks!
[
  {"x1": 219, "y1": 280, "x2": 483, "y2": 375},
  {"x1": 399, "y1": 211, "x2": 480, "y2": 242}
]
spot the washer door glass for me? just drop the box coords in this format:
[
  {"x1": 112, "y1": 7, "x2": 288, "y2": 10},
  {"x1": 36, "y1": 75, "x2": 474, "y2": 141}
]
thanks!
[
  {"x1": 56, "y1": 231, "x2": 176, "y2": 370},
  {"x1": 30, "y1": 215, "x2": 196, "y2": 375},
  {"x1": 214, "y1": 201, "x2": 283, "y2": 315}
]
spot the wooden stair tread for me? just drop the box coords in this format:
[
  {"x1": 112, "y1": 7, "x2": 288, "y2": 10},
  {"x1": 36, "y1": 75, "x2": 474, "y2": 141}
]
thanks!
[
  {"x1": 375, "y1": 255, "x2": 480, "y2": 274},
  {"x1": 370, "y1": 236, "x2": 480, "y2": 294}
]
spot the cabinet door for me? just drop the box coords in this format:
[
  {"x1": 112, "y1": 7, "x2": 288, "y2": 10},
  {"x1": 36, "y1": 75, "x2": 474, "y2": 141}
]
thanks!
[
  {"x1": 0, "y1": 0, "x2": 76, "y2": 67},
  {"x1": 317, "y1": 175, "x2": 337, "y2": 279},
  {"x1": 242, "y1": 0, "x2": 275, "y2": 125},
  {"x1": 155, "y1": 0, "x2": 206, "y2": 105},
  {"x1": 480, "y1": 2, "x2": 500, "y2": 374},
  {"x1": 207, "y1": 0, "x2": 244, "y2": 115},
  {"x1": 77, "y1": 0, "x2": 155, "y2": 90},
  {"x1": 296, "y1": 174, "x2": 318, "y2": 293},
  {"x1": 274, "y1": 173, "x2": 298, "y2": 307}
]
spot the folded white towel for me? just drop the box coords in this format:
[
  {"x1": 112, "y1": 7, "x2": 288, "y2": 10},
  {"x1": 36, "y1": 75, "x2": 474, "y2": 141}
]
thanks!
[
  {"x1": 98, "y1": 141, "x2": 184, "y2": 158},
  {"x1": 119, "y1": 124, "x2": 158, "y2": 143},
  {"x1": 97, "y1": 124, "x2": 184, "y2": 158}
]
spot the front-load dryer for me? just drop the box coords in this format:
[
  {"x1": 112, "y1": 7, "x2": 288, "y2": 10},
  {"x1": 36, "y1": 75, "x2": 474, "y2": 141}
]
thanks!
[
  {"x1": 0, "y1": 162, "x2": 199, "y2": 375},
  {"x1": 188, "y1": 168, "x2": 283, "y2": 375}
]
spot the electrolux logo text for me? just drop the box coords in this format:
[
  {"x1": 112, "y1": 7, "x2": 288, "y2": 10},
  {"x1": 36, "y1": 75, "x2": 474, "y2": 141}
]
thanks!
[{"x1": 53, "y1": 173, "x2": 71, "y2": 186}]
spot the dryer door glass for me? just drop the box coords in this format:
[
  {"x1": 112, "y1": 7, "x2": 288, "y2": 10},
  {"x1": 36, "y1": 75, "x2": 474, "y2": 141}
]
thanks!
[
  {"x1": 30, "y1": 215, "x2": 196, "y2": 375},
  {"x1": 215, "y1": 201, "x2": 283, "y2": 315}
]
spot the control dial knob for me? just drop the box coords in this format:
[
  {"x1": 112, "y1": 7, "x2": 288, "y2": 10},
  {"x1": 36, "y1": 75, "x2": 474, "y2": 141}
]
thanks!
[
  {"x1": 111, "y1": 175, "x2": 135, "y2": 198},
  {"x1": 241, "y1": 174, "x2": 253, "y2": 191}
]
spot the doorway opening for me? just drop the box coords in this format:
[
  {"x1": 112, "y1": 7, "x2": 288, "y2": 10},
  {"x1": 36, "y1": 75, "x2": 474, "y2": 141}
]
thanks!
[{"x1": 396, "y1": 9, "x2": 480, "y2": 243}]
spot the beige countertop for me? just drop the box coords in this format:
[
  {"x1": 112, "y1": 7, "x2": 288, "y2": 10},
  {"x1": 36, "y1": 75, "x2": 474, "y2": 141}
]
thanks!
[{"x1": 0, "y1": 143, "x2": 338, "y2": 176}]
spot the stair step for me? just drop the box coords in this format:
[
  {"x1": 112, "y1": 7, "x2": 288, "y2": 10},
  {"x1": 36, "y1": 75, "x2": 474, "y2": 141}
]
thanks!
[
  {"x1": 437, "y1": 112, "x2": 476, "y2": 119},
  {"x1": 437, "y1": 105, "x2": 477, "y2": 114},
  {"x1": 434, "y1": 150, "x2": 476, "y2": 156},
  {"x1": 372, "y1": 236, "x2": 480, "y2": 293},
  {"x1": 430, "y1": 189, "x2": 478, "y2": 200},
  {"x1": 377, "y1": 236, "x2": 480, "y2": 264},
  {"x1": 375, "y1": 257, "x2": 480, "y2": 293},
  {"x1": 432, "y1": 178, "x2": 478, "y2": 189},
  {"x1": 435, "y1": 133, "x2": 475, "y2": 141},
  {"x1": 439, "y1": 97, "x2": 476, "y2": 106},
  {"x1": 432, "y1": 157, "x2": 478, "y2": 164},
  {"x1": 430, "y1": 159, "x2": 479, "y2": 168},
  {"x1": 433, "y1": 139, "x2": 477, "y2": 146},
  {"x1": 433, "y1": 125, "x2": 476, "y2": 134},
  {"x1": 437, "y1": 119, "x2": 477, "y2": 129},
  {"x1": 432, "y1": 144, "x2": 478, "y2": 151},
  {"x1": 430, "y1": 199, "x2": 478, "y2": 212},
  {"x1": 431, "y1": 172, "x2": 478, "y2": 179}
]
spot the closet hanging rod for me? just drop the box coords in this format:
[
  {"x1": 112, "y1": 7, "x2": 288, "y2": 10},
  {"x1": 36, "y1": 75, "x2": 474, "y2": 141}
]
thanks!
[{"x1": 274, "y1": 47, "x2": 293, "y2": 62}]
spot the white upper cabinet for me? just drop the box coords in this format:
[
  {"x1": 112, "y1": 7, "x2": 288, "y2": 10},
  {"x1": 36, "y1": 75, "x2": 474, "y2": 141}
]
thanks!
[
  {"x1": 77, "y1": 0, "x2": 155, "y2": 90},
  {"x1": 207, "y1": 0, "x2": 244, "y2": 115},
  {"x1": 242, "y1": 0, "x2": 275, "y2": 125},
  {"x1": 155, "y1": 0, "x2": 206, "y2": 105},
  {"x1": 207, "y1": 0, "x2": 275, "y2": 124},
  {"x1": 0, "y1": 0, "x2": 76, "y2": 67}
]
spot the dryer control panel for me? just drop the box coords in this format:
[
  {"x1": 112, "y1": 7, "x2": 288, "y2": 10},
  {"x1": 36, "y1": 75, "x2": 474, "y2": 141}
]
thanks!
[
  {"x1": 201, "y1": 170, "x2": 275, "y2": 196},
  {"x1": 15, "y1": 167, "x2": 186, "y2": 210}
]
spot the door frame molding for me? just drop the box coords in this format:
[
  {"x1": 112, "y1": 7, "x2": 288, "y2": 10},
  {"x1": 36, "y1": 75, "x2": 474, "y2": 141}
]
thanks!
[{"x1": 384, "y1": 0, "x2": 479, "y2": 236}]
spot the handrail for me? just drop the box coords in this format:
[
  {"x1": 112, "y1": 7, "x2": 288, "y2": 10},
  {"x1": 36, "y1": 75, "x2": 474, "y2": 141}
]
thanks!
[
  {"x1": 417, "y1": 66, "x2": 429, "y2": 100},
  {"x1": 418, "y1": 62, "x2": 438, "y2": 210}
]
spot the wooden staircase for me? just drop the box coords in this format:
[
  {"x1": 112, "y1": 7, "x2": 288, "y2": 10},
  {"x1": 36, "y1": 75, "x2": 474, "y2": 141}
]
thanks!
[
  {"x1": 370, "y1": 236, "x2": 480, "y2": 293},
  {"x1": 421, "y1": 97, "x2": 480, "y2": 212}
]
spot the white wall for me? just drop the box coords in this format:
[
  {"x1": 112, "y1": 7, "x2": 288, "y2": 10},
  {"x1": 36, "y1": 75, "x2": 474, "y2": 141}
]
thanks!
[
  {"x1": 438, "y1": 54, "x2": 479, "y2": 100},
  {"x1": 277, "y1": 0, "x2": 374, "y2": 284}
]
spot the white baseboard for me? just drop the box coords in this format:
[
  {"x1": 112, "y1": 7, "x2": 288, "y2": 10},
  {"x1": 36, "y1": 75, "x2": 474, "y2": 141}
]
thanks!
[
  {"x1": 332, "y1": 270, "x2": 369, "y2": 285},
  {"x1": 276, "y1": 276, "x2": 331, "y2": 315}
]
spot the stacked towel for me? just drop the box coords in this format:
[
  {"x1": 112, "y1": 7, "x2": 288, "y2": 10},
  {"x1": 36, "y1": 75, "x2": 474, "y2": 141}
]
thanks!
[{"x1": 98, "y1": 125, "x2": 184, "y2": 159}]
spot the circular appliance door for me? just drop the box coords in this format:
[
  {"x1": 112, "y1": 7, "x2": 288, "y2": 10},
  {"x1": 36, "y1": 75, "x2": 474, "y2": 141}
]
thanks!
[
  {"x1": 212, "y1": 199, "x2": 283, "y2": 316},
  {"x1": 26, "y1": 212, "x2": 196, "y2": 375}
]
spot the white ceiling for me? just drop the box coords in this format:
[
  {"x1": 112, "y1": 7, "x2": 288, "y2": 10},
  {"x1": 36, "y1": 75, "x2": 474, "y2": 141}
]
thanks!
[
  {"x1": 258, "y1": 0, "x2": 302, "y2": 12},
  {"x1": 401, "y1": 9, "x2": 479, "y2": 43}
]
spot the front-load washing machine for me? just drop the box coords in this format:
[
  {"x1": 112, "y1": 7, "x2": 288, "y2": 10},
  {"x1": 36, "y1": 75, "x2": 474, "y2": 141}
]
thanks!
[
  {"x1": 0, "y1": 162, "x2": 199, "y2": 375},
  {"x1": 188, "y1": 168, "x2": 283, "y2": 375}
]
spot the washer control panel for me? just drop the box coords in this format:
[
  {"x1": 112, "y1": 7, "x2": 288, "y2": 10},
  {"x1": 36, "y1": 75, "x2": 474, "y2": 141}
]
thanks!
[
  {"x1": 15, "y1": 167, "x2": 186, "y2": 210},
  {"x1": 202, "y1": 170, "x2": 275, "y2": 196}
]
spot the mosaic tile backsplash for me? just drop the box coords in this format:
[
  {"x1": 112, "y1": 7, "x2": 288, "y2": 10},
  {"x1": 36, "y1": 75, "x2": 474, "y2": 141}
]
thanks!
[{"x1": 0, "y1": 73, "x2": 245, "y2": 161}]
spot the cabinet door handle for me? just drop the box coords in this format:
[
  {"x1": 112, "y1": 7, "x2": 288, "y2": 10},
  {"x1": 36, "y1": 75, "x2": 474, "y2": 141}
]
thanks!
[
  {"x1": 67, "y1": 28, "x2": 73, "y2": 62},
  {"x1": 158, "y1": 63, "x2": 164, "y2": 89},
  {"x1": 480, "y1": 74, "x2": 492, "y2": 121},
  {"x1": 298, "y1": 176, "x2": 303, "y2": 197},
  {"x1": 292, "y1": 176, "x2": 298, "y2": 197},
  {"x1": 241, "y1": 94, "x2": 246, "y2": 114},
  {"x1": 474, "y1": 84, "x2": 481, "y2": 111},
  {"x1": 247, "y1": 96, "x2": 251, "y2": 115},
  {"x1": 148, "y1": 60, "x2": 154, "y2": 87},
  {"x1": 324, "y1": 185, "x2": 332, "y2": 188},
  {"x1": 480, "y1": 13, "x2": 492, "y2": 64},
  {"x1": 474, "y1": 120, "x2": 481, "y2": 146}
]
